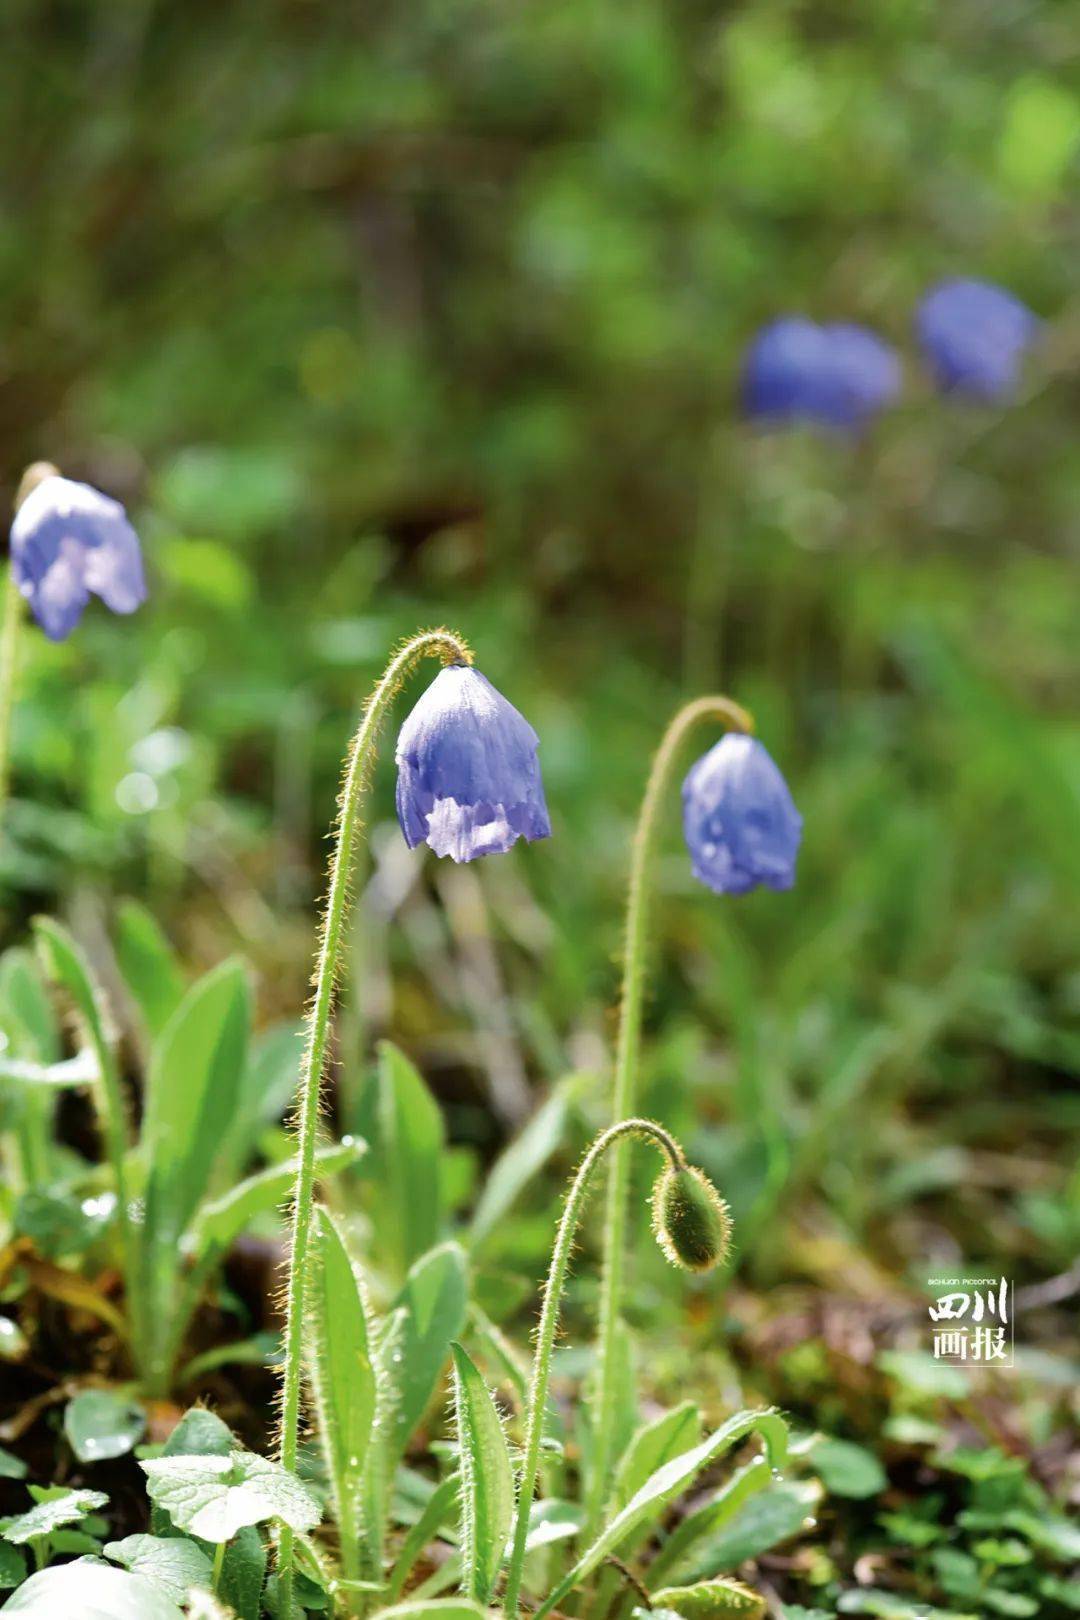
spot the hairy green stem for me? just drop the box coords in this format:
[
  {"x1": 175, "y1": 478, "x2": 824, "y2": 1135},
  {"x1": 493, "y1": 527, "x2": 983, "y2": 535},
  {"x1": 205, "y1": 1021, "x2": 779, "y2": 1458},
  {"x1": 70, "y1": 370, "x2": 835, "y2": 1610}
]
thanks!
[
  {"x1": 0, "y1": 464, "x2": 59, "y2": 820},
  {"x1": 0, "y1": 563, "x2": 21, "y2": 819},
  {"x1": 276, "y1": 627, "x2": 472, "y2": 1619},
  {"x1": 585, "y1": 695, "x2": 752, "y2": 1537},
  {"x1": 503, "y1": 1118, "x2": 686, "y2": 1620}
]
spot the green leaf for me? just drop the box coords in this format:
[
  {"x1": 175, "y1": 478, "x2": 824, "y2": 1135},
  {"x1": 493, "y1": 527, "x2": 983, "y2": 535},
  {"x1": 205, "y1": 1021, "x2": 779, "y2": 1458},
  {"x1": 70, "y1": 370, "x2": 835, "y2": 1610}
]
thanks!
[
  {"x1": 185, "y1": 1140, "x2": 364, "y2": 1264},
  {"x1": 143, "y1": 959, "x2": 251, "y2": 1240},
  {"x1": 998, "y1": 75, "x2": 1080, "y2": 197},
  {"x1": 65, "y1": 1390, "x2": 147, "y2": 1464},
  {"x1": 0, "y1": 1449, "x2": 26, "y2": 1481},
  {"x1": 113, "y1": 899, "x2": 187, "y2": 1041},
  {"x1": 535, "y1": 1410, "x2": 788, "y2": 1619},
  {"x1": 651, "y1": 1581, "x2": 767, "y2": 1618},
  {"x1": 375, "y1": 1042, "x2": 445, "y2": 1275},
  {"x1": 104, "y1": 1534, "x2": 214, "y2": 1602},
  {"x1": 611, "y1": 1402, "x2": 702, "y2": 1513},
  {"x1": 523, "y1": 1499, "x2": 581, "y2": 1553},
  {"x1": 810, "y1": 1437, "x2": 887, "y2": 1499},
  {"x1": 31, "y1": 919, "x2": 112, "y2": 1054},
  {"x1": 0, "y1": 1561, "x2": 184, "y2": 1619},
  {"x1": 386, "y1": 1472, "x2": 461, "y2": 1602},
  {"x1": 450, "y1": 1343, "x2": 514, "y2": 1602},
  {"x1": 388, "y1": 1243, "x2": 469, "y2": 1458},
  {"x1": 673, "y1": 1482, "x2": 819, "y2": 1585},
  {"x1": 222, "y1": 1019, "x2": 305, "y2": 1177},
  {"x1": 0, "y1": 1543, "x2": 25, "y2": 1590},
  {"x1": 306, "y1": 1207, "x2": 376, "y2": 1575},
  {"x1": 162, "y1": 1407, "x2": 235, "y2": 1457},
  {"x1": 0, "y1": 948, "x2": 59, "y2": 1063},
  {"x1": 0, "y1": 1488, "x2": 108, "y2": 1544},
  {"x1": 219, "y1": 1524, "x2": 267, "y2": 1620},
  {"x1": 1002, "y1": 1507, "x2": 1080, "y2": 1560},
  {"x1": 876, "y1": 1350, "x2": 968, "y2": 1400},
  {"x1": 469, "y1": 1079, "x2": 576, "y2": 1246},
  {"x1": 140, "y1": 1450, "x2": 320, "y2": 1542},
  {"x1": 837, "y1": 1594, "x2": 977, "y2": 1619}
]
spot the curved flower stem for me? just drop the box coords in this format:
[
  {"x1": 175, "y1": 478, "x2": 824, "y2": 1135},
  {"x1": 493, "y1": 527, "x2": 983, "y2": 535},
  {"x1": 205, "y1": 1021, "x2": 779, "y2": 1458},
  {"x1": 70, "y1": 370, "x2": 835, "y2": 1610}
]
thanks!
[
  {"x1": 276, "y1": 627, "x2": 473, "y2": 1620},
  {"x1": 502, "y1": 1117, "x2": 686, "y2": 1620},
  {"x1": 0, "y1": 465, "x2": 59, "y2": 825},
  {"x1": 0, "y1": 562, "x2": 24, "y2": 820},
  {"x1": 584, "y1": 695, "x2": 753, "y2": 1538}
]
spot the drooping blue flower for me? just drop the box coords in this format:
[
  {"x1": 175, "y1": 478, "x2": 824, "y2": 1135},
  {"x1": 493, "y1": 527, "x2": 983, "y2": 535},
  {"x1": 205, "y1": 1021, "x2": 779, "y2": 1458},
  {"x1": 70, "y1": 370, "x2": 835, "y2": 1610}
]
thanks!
[
  {"x1": 396, "y1": 664, "x2": 551, "y2": 862},
  {"x1": 682, "y1": 733, "x2": 802, "y2": 896},
  {"x1": 741, "y1": 317, "x2": 901, "y2": 431},
  {"x1": 10, "y1": 473, "x2": 147, "y2": 642},
  {"x1": 916, "y1": 278, "x2": 1039, "y2": 401}
]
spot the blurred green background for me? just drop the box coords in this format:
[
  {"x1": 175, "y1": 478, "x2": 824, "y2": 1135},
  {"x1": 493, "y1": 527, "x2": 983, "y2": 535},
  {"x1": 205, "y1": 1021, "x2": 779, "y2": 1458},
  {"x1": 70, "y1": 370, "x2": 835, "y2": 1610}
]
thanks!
[{"x1": 2, "y1": 1, "x2": 1078, "y2": 1301}]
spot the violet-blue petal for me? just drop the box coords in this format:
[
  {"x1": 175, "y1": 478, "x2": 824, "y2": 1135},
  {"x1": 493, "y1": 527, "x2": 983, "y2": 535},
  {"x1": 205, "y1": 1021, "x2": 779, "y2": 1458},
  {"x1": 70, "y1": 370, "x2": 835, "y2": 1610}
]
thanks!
[
  {"x1": 742, "y1": 318, "x2": 835, "y2": 424},
  {"x1": 10, "y1": 475, "x2": 147, "y2": 642},
  {"x1": 822, "y1": 323, "x2": 903, "y2": 425},
  {"x1": 916, "y1": 278, "x2": 1039, "y2": 401},
  {"x1": 742, "y1": 317, "x2": 899, "y2": 431},
  {"x1": 395, "y1": 665, "x2": 551, "y2": 863},
  {"x1": 682, "y1": 734, "x2": 802, "y2": 896}
]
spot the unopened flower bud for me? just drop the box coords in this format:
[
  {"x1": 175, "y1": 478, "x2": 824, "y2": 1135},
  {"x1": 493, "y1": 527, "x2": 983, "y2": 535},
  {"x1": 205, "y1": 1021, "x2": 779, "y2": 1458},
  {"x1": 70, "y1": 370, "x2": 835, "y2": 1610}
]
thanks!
[{"x1": 650, "y1": 1165, "x2": 731, "y2": 1273}]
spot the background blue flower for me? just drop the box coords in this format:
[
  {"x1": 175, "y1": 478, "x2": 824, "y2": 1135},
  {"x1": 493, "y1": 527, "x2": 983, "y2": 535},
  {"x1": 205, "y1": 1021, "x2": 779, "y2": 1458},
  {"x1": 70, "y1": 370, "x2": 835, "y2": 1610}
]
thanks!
[
  {"x1": 10, "y1": 475, "x2": 147, "y2": 642},
  {"x1": 742, "y1": 317, "x2": 901, "y2": 431},
  {"x1": 682, "y1": 733, "x2": 802, "y2": 895},
  {"x1": 916, "y1": 278, "x2": 1039, "y2": 401},
  {"x1": 396, "y1": 665, "x2": 551, "y2": 862}
]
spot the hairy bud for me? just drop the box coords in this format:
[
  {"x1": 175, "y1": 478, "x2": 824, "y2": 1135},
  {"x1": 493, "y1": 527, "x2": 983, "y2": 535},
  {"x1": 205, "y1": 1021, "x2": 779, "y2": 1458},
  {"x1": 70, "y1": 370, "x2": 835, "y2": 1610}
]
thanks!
[{"x1": 650, "y1": 1165, "x2": 731, "y2": 1273}]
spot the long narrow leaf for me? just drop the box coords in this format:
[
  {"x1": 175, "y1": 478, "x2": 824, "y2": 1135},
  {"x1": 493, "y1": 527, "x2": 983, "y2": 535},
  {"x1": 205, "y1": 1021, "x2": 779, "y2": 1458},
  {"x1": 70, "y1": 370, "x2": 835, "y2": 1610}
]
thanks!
[
  {"x1": 113, "y1": 899, "x2": 186, "y2": 1042},
  {"x1": 307, "y1": 1207, "x2": 377, "y2": 1585},
  {"x1": 535, "y1": 1410, "x2": 787, "y2": 1619},
  {"x1": 142, "y1": 958, "x2": 251, "y2": 1236},
  {"x1": 387, "y1": 1244, "x2": 469, "y2": 1460},
  {"x1": 386, "y1": 1472, "x2": 461, "y2": 1602},
  {"x1": 469, "y1": 1078, "x2": 579, "y2": 1247},
  {"x1": 450, "y1": 1343, "x2": 514, "y2": 1602},
  {"x1": 375, "y1": 1042, "x2": 445, "y2": 1276}
]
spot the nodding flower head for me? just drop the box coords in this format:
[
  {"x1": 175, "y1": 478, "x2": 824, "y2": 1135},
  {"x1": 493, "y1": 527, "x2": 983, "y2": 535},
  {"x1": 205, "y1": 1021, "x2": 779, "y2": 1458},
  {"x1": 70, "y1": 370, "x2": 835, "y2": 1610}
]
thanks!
[
  {"x1": 741, "y1": 317, "x2": 900, "y2": 432},
  {"x1": 10, "y1": 468, "x2": 147, "y2": 642},
  {"x1": 682, "y1": 733, "x2": 802, "y2": 896},
  {"x1": 916, "y1": 278, "x2": 1039, "y2": 402},
  {"x1": 651, "y1": 1164, "x2": 732, "y2": 1273},
  {"x1": 395, "y1": 664, "x2": 551, "y2": 863}
]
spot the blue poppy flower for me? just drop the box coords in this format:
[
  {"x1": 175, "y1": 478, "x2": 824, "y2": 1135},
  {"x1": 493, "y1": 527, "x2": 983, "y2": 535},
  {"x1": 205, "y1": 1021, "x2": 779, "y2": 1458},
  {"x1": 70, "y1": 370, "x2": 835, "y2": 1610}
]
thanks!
[
  {"x1": 396, "y1": 664, "x2": 551, "y2": 862},
  {"x1": 10, "y1": 473, "x2": 147, "y2": 642},
  {"x1": 742, "y1": 317, "x2": 900, "y2": 431},
  {"x1": 682, "y1": 733, "x2": 802, "y2": 896},
  {"x1": 916, "y1": 278, "x2": 1039, "y2": 401}
]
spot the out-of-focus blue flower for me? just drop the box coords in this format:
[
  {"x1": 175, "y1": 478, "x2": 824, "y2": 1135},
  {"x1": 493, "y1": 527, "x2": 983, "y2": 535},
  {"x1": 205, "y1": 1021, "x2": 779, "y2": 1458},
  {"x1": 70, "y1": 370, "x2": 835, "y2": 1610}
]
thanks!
[
  {"x1": 742, "y1": 317, "x2": 901, "y2": 431},
  {"x1": 396, "y1": 664, "x2": 551, "y2": 862},
  {"x1": 682, "y1": 733, "x2": 802, "y2": 896},
  {"x1": 10, "y1": 474, "x2": 147, "y2": 642},
  {"x1": 916, "y1": 278, "x2": 1039, "y2": 401}
]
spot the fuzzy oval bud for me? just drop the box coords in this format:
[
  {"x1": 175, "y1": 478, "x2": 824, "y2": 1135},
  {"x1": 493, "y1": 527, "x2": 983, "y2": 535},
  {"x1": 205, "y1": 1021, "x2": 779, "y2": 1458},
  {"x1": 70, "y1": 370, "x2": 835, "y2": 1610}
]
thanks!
[{"x1": 650, "y1": 1164, "x2": 732, "y2": 1273}]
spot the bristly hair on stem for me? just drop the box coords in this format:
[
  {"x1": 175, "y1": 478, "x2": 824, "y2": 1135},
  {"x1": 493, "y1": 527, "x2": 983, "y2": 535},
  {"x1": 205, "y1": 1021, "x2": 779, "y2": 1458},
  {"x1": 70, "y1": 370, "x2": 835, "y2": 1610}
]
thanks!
[
  {"x1": 586, "y1": 694, "x2": 752, "y2": 1539},
  {"x1": 275, "y1": 627, "x2": 472, "y2": 1620},
  {"x1": 502, "y1": 1118, "x2": 727, "y2": 1620}
]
